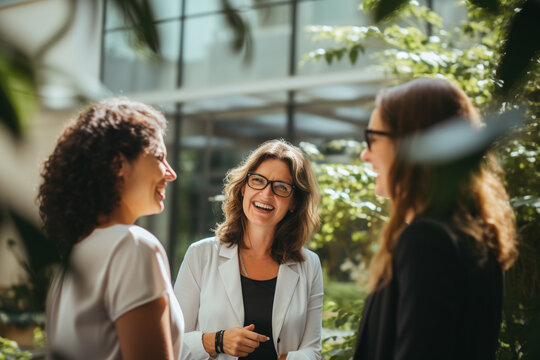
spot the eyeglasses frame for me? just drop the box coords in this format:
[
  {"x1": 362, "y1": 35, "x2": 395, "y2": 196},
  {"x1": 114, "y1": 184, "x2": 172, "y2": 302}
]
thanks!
[
  {"x1": 364, "y1": 128, "x2": 393, "y2": 150},
  {"x1": 245, "y1": 172, "x2": 295, "y2": 198}
]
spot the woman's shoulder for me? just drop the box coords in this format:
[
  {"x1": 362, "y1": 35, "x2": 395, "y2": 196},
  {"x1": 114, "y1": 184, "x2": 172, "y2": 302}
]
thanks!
[
  {"x1": 111, "y1": 224, "x2": 161, "y2": 248},
  {"x1": 301, "y1": 247, "x2": 321, "y2": 265},
  {"x1": 396, "y1": 217, "x2": 460, "y2": 259},
  {"x1": 81, "y1": 224, "x2": 159, "y2": 250},
  {"x1": 86, "y1": 225, "x2": 168, "y2": 265},
  {"x1": 292, "y1": 248, "x2": 322, "y2": 275},
  {"x1": 404, "y1": 216, "x2": 457, "y2": 237},
  {"x1": 185, "y1": 236, "x2": 222, "y2": 256}
]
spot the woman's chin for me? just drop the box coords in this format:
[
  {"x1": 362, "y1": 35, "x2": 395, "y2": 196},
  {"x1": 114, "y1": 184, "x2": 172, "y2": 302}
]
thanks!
[{"x1": 374, "y1": 184, "x2": 390, "y2": 198}]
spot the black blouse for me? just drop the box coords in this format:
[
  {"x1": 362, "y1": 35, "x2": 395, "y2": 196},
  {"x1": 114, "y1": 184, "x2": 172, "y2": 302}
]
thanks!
[
  {"x1": 354, "y1": 218, "x2": 503, "y2": 360},
  {"x1": 240, "y1": 275, "x2": 278, "y2": 360}
]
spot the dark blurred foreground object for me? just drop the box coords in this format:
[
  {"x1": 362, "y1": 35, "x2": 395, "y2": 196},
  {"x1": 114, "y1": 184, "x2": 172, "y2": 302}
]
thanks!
[{"x1": 400, "y1": 110, "x2": 524, "y2": 165}]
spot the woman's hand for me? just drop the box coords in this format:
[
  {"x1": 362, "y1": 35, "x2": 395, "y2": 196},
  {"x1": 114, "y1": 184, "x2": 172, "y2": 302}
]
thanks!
[
  {"x1": 278, "y1": 354, "x2": 288, "y2": 360},
  {"x1": 223, "y1": 324, "x2": 269, "y2": 357}
]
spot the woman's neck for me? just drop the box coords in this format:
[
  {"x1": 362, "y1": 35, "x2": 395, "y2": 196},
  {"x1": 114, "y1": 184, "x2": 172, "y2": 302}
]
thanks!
[
  {"x1": 96, "y1": 210, "x2": 135, "y2": 229},
  {"x1": 242, "y1": 224, "x2": 275, "y2": 258},
  {"x1": 405, "y1": 209, "x2": 415, "y2": 224}
]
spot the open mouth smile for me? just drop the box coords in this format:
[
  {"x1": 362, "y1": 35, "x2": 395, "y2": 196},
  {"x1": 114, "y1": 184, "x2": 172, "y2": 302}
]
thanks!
[{"x1": 253, "y1": 201, "x2": 274, "y2": 211}]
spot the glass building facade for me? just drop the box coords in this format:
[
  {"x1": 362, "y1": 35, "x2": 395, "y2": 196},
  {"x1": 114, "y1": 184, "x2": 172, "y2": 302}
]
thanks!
[{"x1": 100, "y1": 0, "x2": 459, "y2": 272}]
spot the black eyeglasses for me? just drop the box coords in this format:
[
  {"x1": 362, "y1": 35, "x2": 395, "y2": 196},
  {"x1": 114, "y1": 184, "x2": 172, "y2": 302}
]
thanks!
[
  {"x1": 246, "y1": 172, "x2": 295, "y2": 198},
  {"x1": 364, "y1": 128, "x2": 393, "y2": 150}
]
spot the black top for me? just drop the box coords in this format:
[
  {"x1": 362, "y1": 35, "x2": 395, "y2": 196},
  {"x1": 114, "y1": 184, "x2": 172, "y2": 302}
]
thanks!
[
  {"x1": 354, "y1": 217, "x2": 503, "y2": 360},
  {"x1": 240, "y1": 275, "x2": 278, "y2": 360}
]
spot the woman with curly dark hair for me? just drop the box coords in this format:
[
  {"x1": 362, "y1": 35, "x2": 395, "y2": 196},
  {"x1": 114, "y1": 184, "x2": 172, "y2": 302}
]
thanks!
[{"x1": 38, "y1": 98, "x2": 184, "y2": 360}]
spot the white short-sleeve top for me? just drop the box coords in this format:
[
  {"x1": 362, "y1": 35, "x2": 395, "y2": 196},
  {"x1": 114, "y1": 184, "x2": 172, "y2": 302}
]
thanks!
[{"x1": 46, "y1": 224, "x2": 184, "y2": 360}]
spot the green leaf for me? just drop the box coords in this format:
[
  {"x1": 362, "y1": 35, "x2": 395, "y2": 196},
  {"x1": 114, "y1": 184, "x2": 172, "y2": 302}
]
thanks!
[
  {"x1": 221, "y1": 0, "x2": 254, "y2": 62},
  {"x1": 373, "y1": 0, "x2": 409, "y2": 22},
  {"x1": 0, "y1": 80, "x2": 20, "y2": 138},
  {"x1": 113, "y1": 0, "x2": 161, "y2": 55},
  {"x1": 0, "y1": 40, "x2": 37, "y2": 140},
  {"x1": 469, "y1": 0, "x2": 500, "y2": 13},
  {"x1": 349, "y1": 47, "x2": 358, "y2": 64},
  {"x1": 325, "y1": 51, "x2": 334, "y2": 65}
]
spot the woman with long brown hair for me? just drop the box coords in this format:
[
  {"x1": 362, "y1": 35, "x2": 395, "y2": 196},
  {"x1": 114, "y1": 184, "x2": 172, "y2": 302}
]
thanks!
[
  {"x1": 354, "y1": 78, "x2": 518, "y2": 359},
  {"x1": 174, "y1": 139, "x2": 323, "y2": 360}
]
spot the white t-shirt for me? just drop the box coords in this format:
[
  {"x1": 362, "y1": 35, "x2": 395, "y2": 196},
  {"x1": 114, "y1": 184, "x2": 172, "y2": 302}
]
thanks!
[{"x1": 46, "y1": 224, "x2": 184, "y2": 360}]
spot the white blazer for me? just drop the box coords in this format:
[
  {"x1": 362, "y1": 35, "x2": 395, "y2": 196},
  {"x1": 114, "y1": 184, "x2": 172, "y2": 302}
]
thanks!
[{"x1": 174, "y1": 237, "x2": 323, "y2": 360}]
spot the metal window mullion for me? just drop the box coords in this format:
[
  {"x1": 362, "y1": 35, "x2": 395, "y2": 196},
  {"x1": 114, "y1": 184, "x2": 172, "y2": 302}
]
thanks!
[
  {"x1": 287, "y1": 0, "x2": 299, "y2": 143},
  {"x1": 167, "y1": 0, "x2": 187, "y2": 273}
]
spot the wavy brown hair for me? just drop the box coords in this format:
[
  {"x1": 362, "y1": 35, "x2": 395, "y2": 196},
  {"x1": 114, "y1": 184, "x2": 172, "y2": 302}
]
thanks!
[
  {"x1": 368, "y1": 78, "x2": 518, "y2": 292},
  {"x1": 215, "y1": 139, "x2": 320, "y2": 264},
  {"x1": 37, "y1": 98, "x2": 166, "y2": 258}
]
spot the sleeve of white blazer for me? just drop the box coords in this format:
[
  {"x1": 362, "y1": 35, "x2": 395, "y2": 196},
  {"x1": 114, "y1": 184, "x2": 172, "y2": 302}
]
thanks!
[
  {"x1": 287, "y1": 251, "x2": 324, "y2": 360},
  {"x1": 174, "y1": 245, "x2": 209, "y2": 360}
]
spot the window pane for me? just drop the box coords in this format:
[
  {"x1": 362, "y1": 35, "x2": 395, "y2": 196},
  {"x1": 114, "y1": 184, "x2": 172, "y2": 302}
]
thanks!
[
  {"x1": 297, "y1": 0, "x2": 375, "y2": 75},
  {"x1": 185, "y1": 0, "x2": 289, "y2": 16},
  {"x1": 150, "y1": 0, "x2": 182, "y2": 20},
  {"x1": 102, "y1": 20, "x2": 180, "y2": 93},
  {"x1": 105, "y1": 0, "x2": 182, "y2": 29},
  {"x1": 183, "y1": 5, "x2": 291, "y2": 87},
  {"x1": 294, "y1": 83, "x2": 383, "y2": 144},
  {"x1": 432, "y1": 0, "x2": 467, "y2": 28}
]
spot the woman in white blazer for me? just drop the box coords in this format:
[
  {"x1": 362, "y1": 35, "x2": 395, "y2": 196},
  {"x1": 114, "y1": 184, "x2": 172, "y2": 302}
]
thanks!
[{"x1": 174, "y1": 139, "x2": 323, "y2": 360}]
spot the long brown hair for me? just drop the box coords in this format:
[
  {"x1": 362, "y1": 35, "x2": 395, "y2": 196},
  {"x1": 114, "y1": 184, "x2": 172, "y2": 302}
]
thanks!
[
  {"x1": 215, "y1": 139, "x2": 320, "y2": 264},
  {"x1": 368, "y1": 78, "x2": 518, "y2": 292}
]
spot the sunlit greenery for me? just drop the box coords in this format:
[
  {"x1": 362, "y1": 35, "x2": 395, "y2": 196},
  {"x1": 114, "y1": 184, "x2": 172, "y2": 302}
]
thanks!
[
  {"x1": 307, "y1": 1, "x2": 539, "y2": 359},
  {"x1": 0, "y1": 336, "x2": 31, "y2": 360},
  {"x1": 301, "y1": 140, "x2": 388, "y2": 281}
]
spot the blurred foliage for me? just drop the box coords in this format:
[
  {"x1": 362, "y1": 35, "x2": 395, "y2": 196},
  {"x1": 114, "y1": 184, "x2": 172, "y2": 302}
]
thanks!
[
  {"x1": 322, "y1": 300, "x2": 364, "y2": 360},
  {"x1": 322, "y1": 280, "x2": 367, "y2": 360},
  {"x1": 0, "y1": 211, "x2": 59, "y2": 324},
  {"x1": 33, "y1": 326, "x2": 45, "y2": 349},
  {"x1": 369, "y1": 0, "x2": 540, "y2": 94},
  {"x1": 301, "y1": 140, "x2": 388, "y2": 281},
  {"x1": 305, "y1": 0, "x2": 537, "y2": 106},
  {"x1": 307, "y1": 1, "x2": 539, "y2": 359},
  {"x1": 0, "y1": 336, "x2": 31, "y2": 360}
]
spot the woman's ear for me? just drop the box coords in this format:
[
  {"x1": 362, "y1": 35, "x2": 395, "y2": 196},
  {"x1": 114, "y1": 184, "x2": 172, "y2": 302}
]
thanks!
[
  {"x1": 289, "y1": 199, "x2": 296, "y2": 213},
  {"x1": 113, "y1": 154, "x2": 128, "y2": 177},
  {"x1": 241, "y1": 184, "x2": 246, "y2": 197}
]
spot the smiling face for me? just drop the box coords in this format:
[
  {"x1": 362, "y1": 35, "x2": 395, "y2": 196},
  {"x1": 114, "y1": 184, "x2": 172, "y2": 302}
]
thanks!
[
  {"x1": 361, "y1": 108, "x2": 396, "y2": 198},
  {"x1": 241, "y1": 158, "x2": 295, "y2": 232},
  {"x1": 115, "y1": 135, "x2": 177, "y2": 224}
]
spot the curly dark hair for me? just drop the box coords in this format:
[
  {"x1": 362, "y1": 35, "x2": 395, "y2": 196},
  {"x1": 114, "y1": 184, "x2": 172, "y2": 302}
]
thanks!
[{"x1": 37, "y1": 98, "x2": 167, "y2": 257}]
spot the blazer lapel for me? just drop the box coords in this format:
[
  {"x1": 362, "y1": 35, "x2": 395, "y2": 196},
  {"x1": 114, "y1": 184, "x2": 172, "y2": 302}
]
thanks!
[
  {"x1": 218, "y1": 243, "x2": 244, "y2": 324},
  {"x1": 272, "y1": 261, "x2": 299, "y2": 349}
]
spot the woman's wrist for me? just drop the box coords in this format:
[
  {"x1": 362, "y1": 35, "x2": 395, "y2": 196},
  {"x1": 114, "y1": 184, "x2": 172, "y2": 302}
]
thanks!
[{"x1": 202, "y1": 332, "x2": 217, "y2": 357}]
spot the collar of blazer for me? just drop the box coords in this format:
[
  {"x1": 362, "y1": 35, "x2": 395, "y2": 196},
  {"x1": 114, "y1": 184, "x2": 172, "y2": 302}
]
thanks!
[{"x1": 217, "y1": 240, "x2": 301, "y2": 347}]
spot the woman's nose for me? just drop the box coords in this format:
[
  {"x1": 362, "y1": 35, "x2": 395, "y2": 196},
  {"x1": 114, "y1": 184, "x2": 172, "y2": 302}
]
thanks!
[
  {"x1": 164, "y1": 160, "x2": 177, "y2": 181},
  {"x1": 361, "y1": 147, "x2": 370, "y2": 163}
]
